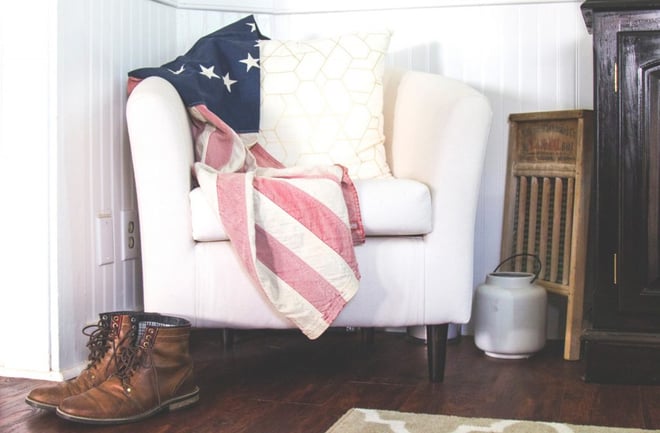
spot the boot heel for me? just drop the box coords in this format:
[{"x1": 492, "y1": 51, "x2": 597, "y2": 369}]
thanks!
[{"x1": 168, "y1": 388, "x2": 200, "y2": 411}]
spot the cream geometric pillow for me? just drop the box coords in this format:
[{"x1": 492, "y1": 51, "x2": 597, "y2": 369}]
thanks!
[{"x1": 255, "y1": 31, "x2": 392, "y2": 179}]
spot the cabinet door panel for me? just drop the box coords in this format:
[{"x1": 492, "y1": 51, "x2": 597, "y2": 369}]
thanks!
[{"x1": 619, "y1": 31, "x2": 660, "y2": 312}]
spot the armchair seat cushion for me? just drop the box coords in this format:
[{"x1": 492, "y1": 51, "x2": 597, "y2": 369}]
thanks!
[{"x1": 190, "y1": 177, "x2": 432, "y2": 242}]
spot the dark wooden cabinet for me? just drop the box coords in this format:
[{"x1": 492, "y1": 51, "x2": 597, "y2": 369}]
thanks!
[{"x1": 581, "y1": 0, "x2": 660, "y2": 384}]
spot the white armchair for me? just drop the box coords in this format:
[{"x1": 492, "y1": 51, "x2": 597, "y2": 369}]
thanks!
[{"x1": 126, "y1": 68, "x2": 492, "y2": 382}]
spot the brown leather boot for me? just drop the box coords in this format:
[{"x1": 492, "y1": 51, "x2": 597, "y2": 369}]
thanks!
[
  {"x1": 56, "y1": 315, "x2": 199, "y2": 424},
  {"x1": 25, "y1": 312, "x2": 144, "y2": 411}
]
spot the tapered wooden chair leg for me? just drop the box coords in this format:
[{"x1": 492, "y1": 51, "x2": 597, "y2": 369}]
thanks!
[
  {"x1": 360, "y1": 327, "x2": 375, "y2": 344},
  {"x1": 427, "y1": 324, "x2": 449, "y2": 382}
]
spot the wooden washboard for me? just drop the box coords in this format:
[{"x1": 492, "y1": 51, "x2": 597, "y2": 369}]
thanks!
[{"x1": 500, "y1": 110, "x2": 593, "y2": 361}]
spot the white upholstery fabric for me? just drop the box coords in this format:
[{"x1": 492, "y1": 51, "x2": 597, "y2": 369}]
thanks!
[
  {"x1": 191, "y1": 237, "x2": 426, "y2": 329},
  {"x1": 190, "y1": 177, "x2": 432, "y2": 242},
  {"x1": 190, "y1": 188, "x2": 227, "y2": 242},
  {"x1": 356, "y1": 178, "x2": 432, "y2": 236},
  {"x1": 126, "y1": 69, "x2": 492, "y2": 331}
]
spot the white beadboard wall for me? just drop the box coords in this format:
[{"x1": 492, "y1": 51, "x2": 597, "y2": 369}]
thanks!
[
  {"x1": 0, "y1": 0, "x2": 592, "y2": 379},
  {"x1": 52, "y1": 0, "x2": 178, "y2": 377},
  {"x1": 174, "y1": 2, "x2": 594, "y2": 335}
]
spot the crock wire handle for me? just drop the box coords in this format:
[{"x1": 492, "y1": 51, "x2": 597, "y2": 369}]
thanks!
[{"x1": 493, "y1": 253, "x2": 542, "y2": 282}]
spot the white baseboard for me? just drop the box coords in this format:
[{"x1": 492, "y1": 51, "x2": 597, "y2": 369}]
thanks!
[{"x1": 0, "y1": 363, "x2": 85, "y2": 382}]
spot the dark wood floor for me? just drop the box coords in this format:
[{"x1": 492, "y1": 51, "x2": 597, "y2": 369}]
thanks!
[{"x1": 3, "y1": 329, "x2": 660, "y2": 433}]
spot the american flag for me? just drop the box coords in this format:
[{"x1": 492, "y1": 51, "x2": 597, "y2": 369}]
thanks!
[{"x1": 128, "y1": 15, "x2": 268, "y2": 133}]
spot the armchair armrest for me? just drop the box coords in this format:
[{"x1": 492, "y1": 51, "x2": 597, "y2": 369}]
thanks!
[
  {"x1": 126, "y1": 76, "x2": 197, "y2": 316},
  {"x1": 385, "y1": 70, "x2": 492, "y2": 324}
]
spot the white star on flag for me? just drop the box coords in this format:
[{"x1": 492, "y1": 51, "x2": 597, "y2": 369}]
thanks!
[
  {"x1": 239, "y1": 53, "x2": 260, "y2": 72},
  {"x1": 199, "y1": 64, "x2": 220, "y2": 79},
  {"x1": 246, "y1": 22, "x2": 257, "y2": 32},
  {"x1": 222, "y1": 73, "x2": 237, "y2": 92}
]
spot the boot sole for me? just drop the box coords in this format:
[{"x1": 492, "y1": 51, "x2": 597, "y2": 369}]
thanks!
[
  {"x1": 25, "y1": 396, "x2": 58, "y2": 412},
  {"x1": 55, "y1": 386, "x2": 200, "y2": 425}
]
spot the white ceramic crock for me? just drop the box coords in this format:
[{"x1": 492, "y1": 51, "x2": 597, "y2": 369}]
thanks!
[{"x1": 474, "y1": 257, "x2": 547, "y2": 359}]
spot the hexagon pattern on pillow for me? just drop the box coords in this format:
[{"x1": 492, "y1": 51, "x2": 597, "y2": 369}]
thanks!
[{"x1": 256, "y1": 31, "x2": 392, "y2": 179}]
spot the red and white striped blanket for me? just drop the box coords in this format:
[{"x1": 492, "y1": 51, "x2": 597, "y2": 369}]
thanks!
[{"x1": 192, "y1": 106, "x2": 364, "y2": 339}]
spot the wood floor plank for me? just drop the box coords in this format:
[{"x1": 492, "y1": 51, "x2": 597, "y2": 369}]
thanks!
[
  {"x1": 559, "y1": 374, "x2": 601, "y2": 426},
  {"x1": 2, "y1": 330, "x2": 660, "y2": 432},
  {"x1": 641, "y1": 386, "x2": 660, "y2": 428},
  {"x1": 591, "y1": 385, "x2": 646, "y2": 429}
]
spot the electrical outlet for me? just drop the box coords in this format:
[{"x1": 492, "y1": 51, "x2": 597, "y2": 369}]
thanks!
[
  {"x1": 120, "y1": 210, "x2": 140, "y2": 261},
  {"x1": 95, "y1": 214, "x2": 114, "y2": 266}
]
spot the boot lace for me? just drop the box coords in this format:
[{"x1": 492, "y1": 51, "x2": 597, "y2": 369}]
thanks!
[
  {"x1": 114, "y1": 344, "x2": 153, "y2": 393},
  {"x1": 82, "y1": 323, "x2": 113, "y2": 369}
]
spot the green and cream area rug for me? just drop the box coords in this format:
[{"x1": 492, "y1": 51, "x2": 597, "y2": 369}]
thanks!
[{"x1": 327, "y1": 408, "x2": 658, "y2": 433}]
